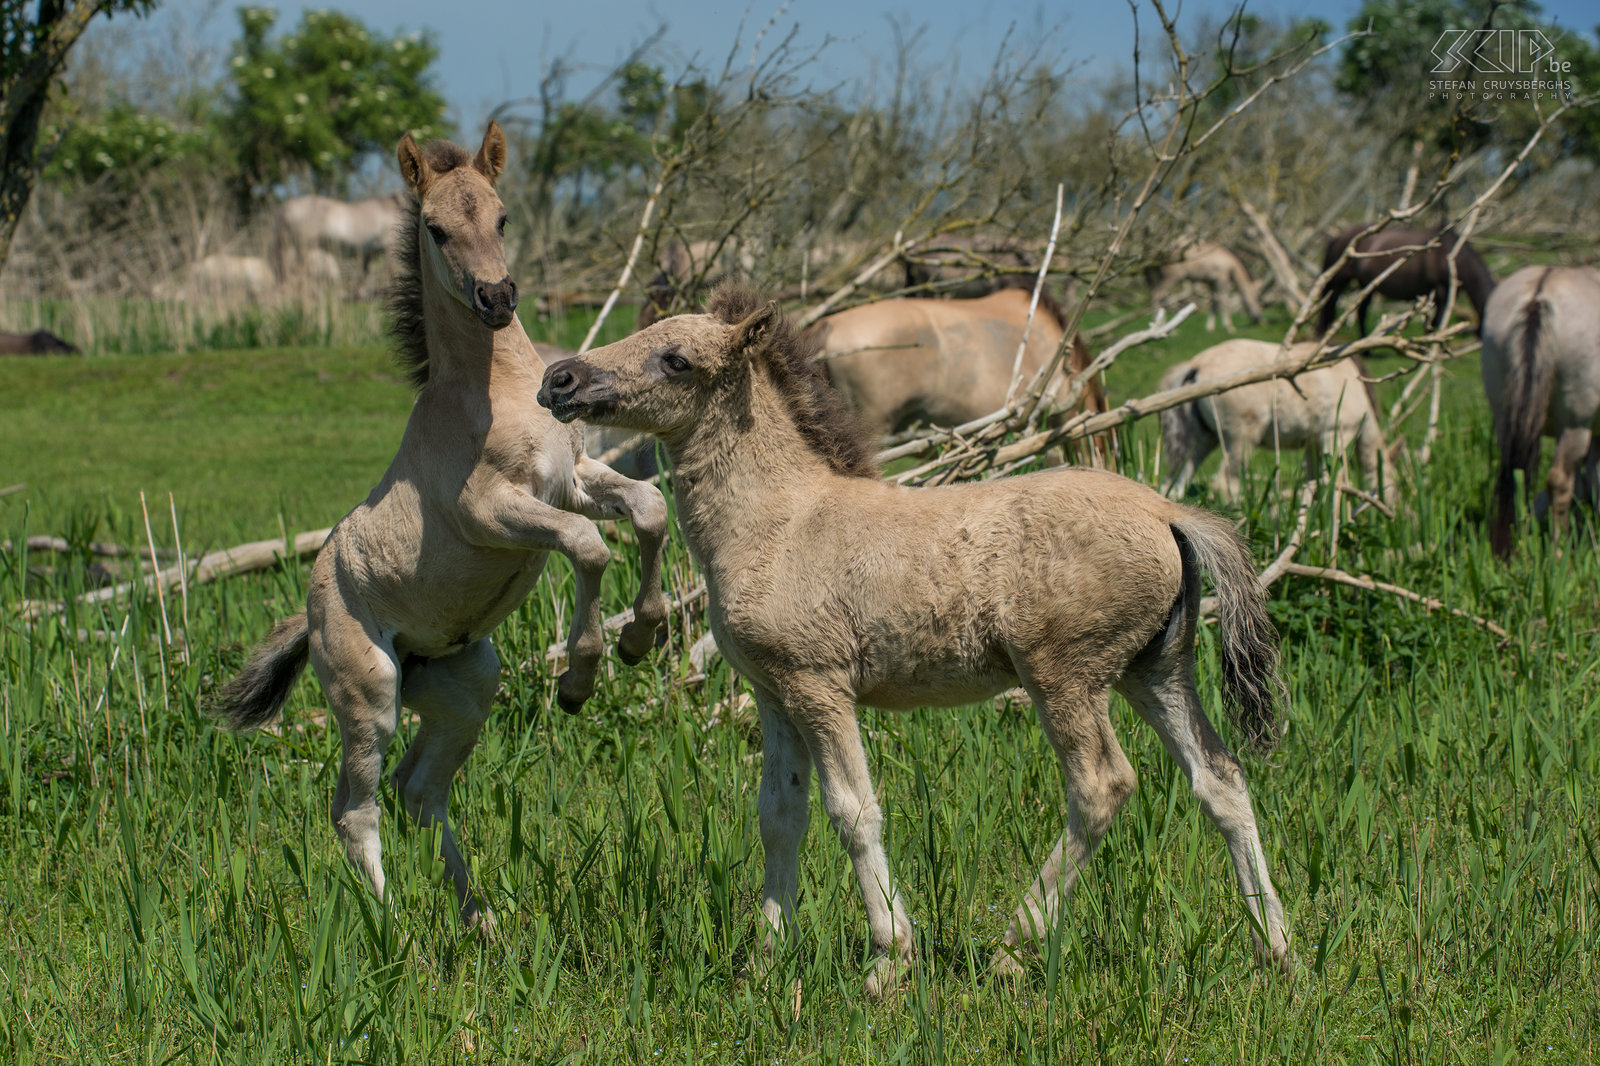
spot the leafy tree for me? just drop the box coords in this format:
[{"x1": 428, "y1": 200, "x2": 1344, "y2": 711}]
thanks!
[
  {"x1": 0, "y1": 0, "x2": 156, "y2": 269},
  {"x1": 1336, "y1": 0, "x2": 1596, "y2": 160},
  {"x1": 46, "y1": 99, "x2": 222, "y2": 184},
  {"x1": 222, "y1": 6, "x2": 449, "y2": 201}
]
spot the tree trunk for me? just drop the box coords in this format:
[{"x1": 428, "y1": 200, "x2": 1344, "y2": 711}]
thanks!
[{"x1": 0, "y1": 1, "x2": 103, "y2": 272}]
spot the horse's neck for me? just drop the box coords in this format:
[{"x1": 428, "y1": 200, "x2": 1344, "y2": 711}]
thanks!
[
  {"x1": 667, "y1": 383, "x2": 834, "y2": 580},
  {"x1": 421, "y1": 285, "x2": 544, "y2": 398}
]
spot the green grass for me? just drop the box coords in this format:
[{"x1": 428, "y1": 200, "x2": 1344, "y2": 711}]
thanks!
[{"x1": 1, "y1": 302, "x2": 1597, "y2": 1064}]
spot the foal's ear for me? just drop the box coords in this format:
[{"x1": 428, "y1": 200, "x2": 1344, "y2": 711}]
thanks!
[
  {"x1": 397, "y1": 133, "x2": 433, "y2": 195},
  {"x1": 474, "y1": 120, "x2": 507, "y2": 185},
  {"x1": 730, "y1": 300, "x2": 780, "y2": 353}
]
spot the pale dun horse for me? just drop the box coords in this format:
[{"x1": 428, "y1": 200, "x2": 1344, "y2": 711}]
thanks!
[
  {"x1": 538, "y1": 283, "x2": 1292, "y2": 994},
  {"x1": 1482, "y1": 265, "x2": 1600, "y2": 557},
  {"x1": 210, "y1": 123, "x2": 670, "y2": 931},
  {"x1": 1146, "y1": 242, "x2": 1263, "y2": 332},
  {"x1": 1159, "y1": 339, "x2": 1394, "y2": 503}
]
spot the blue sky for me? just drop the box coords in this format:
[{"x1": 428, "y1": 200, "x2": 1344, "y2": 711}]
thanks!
[{"x1": 105, "y1": 0, "x2": 1600, "y2": 129}]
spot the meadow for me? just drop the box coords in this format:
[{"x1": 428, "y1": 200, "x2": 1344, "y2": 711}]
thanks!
[{"x1": 0, "y1": 298, "x2": 1596, "y2": 1064}]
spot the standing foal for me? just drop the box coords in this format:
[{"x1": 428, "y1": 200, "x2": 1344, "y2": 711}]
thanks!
[{"x1": 539, "y1": 283, "x2": 1292, "y2": 993}]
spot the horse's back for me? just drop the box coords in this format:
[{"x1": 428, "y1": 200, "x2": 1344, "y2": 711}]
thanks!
[{"x1": 1483, "y1": 265, "x2": 1600, "y2": 432}]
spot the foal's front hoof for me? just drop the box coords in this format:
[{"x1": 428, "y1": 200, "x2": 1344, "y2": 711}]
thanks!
[
  {"x1": 987, "y1": 945, "x2": 1028, "y2": 984},
  {"x1": 863, "y1": 954, "x2": 910, "y2": 1000},
  {"x1": 616, "y1": 620, "x2": 654, "y2": 666},
  {"x1": 555, "y1": 669, "x2": 592, "y2": 714}
]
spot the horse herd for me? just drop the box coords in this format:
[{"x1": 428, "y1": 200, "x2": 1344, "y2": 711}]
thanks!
[{"x1": 208, "y1": 123, "x2": 1593, "y2": 994}]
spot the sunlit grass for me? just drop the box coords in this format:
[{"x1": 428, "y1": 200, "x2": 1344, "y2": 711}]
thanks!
[{"x1": 0, "y1": 302, "x2": 1596, "y2": 1063}]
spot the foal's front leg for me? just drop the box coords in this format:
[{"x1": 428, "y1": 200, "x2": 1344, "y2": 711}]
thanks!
[
  {"x1": 464, "y1": 492, "x2": 612, "y2": 711},
  {"x1": 785, "y1": 683, "x2": 915, "y2": 998},
  {"x1": 570, "y1": 454, "x2": 670, "y2": 664}
]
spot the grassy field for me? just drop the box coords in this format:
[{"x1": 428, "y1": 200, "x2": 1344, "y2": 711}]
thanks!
[{"x1": 1, "y1": 299, "x2": 1597, "y2": 1064}]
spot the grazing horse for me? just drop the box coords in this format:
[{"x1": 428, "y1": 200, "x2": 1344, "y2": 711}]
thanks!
[
  {"x1": 158, "y1": 254, "x2": 277, "y2": 303},
  {"x1": 210, "y1": 123, "x2": 670, "y2": 931},
  {"x1": 538, "y1": 282, "x2": 1292, "y2": 993},
  {"x1": 272, "y1": 192, "x2": 406, "y2": 294},
  {"x1": 0, "y1": 330, "x2": 78, "y2": 355},
  {"x1": 1317, "y1": 225, "x2": 1494, "y2": 337},
  {"x1": 1481, "y1": 265, "x2": 1600, "y2": 557},
  {"x1": 1145, "y1": 242, "x2": 1263, "y2": 333},
  {"x1": 812, "y1": 288, "x2": 1110, "y2": 459},
  {"x1": 1159, "y1": 339, "x2": 1393, "y2": 503}
]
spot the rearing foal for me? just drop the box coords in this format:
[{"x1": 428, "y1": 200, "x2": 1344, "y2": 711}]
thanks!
[
  {"x1": 211, "y1": 123, "x2": 670, "y2": 931},
  {"x1": 539, "y1": 283, "x2": 1292, "y2": 993}
]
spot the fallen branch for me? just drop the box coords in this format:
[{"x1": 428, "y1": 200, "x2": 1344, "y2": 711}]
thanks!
[
  {"x1": 0, "y1": 483, "x2": 24, "y2": 499},
  {"x1": 22, "y1": 528, "x2": 331, "y2": 622},
  {"x1": 1278, "y1": 562, "x2": 1510, "y2": 642},
  {"x1": 2, "y1": 535, "x2": 175, "y2": 561}
]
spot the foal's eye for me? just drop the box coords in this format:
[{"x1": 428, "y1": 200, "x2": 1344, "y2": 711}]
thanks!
[
  {"x1": 660, "y1": 349, "x2": 691, "y2": 373},
  {"x1": 425, "y1": 222, "x2": 448, "y2": 245},
  {"x1": 497, "y1": 216, "x2": 507, "y2": 235}
]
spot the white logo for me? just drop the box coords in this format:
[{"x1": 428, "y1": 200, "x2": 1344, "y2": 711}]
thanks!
[{"x1": 1431, "y1": 29, "x2": 1569, "y2": 75}]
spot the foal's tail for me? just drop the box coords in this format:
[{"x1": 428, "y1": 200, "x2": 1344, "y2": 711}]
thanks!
[
  {"x1": 1491, "y1": 269, "x2": 1556, "y2": 559},
  {"x1": 208, "y1": 613, "x2": 311, "y2": 731},
  {"x1": 1170, "y1": 510, "x2": 1285, "y2": 753}
]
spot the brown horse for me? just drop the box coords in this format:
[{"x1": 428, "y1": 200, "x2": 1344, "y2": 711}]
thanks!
[
  {"x1": 812, "y1": 288, "x2": 1109, "y2": 453},
  {"x1": 538, "y1": 282, "x2": 1291, "y2": 994},
  {"x1": 1481, "y1": 265, "x2": 1600, "y2": 557},
  {"x1": 0, "y1": 330, "x2": 78, "y2": 355},
  {"x1": 1318, "y1": 225, "x2": 1494, "y2": 336},
  {"x1": 210, "y1": 124, "x2": 669, "y2": 932}
]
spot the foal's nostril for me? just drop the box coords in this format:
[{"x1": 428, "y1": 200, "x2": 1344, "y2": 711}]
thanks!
[
  {"x1": 474, "y1": 284, "x2": 489, "y2": 310},
  {"x1": 548, "y1": 368, "x2": 575, "y2": 393},
  {"x1": 506, "y1": 279, "x2": 519, "y2": 308}
]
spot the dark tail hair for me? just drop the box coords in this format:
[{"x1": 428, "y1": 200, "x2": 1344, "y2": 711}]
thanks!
[
  {"x1": 1170, "y1": 510, "x2": 1285, "y2": 753},
  {"x1": 208, "y1": 614, "x2": 311, "y2": 731},
  {"x1": 1491, "y1": 270, "x2": 1555, "y2": 558}
]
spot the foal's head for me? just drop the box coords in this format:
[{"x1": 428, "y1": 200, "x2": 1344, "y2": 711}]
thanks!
[
  {"x1": 539, "y1": 282, "x2": 877, "y2": 477},
  {"x1": 396, "y1": 122, "x2": 517, "y2": 329}
]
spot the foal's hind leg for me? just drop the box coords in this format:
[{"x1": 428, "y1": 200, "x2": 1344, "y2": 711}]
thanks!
[
  {"x1": 993, "y1": 679, "x2": 1136, "y2": 976},
  {"x1": 1117, "y1": 665, "x2": 1289, "y2": 972},
  {"x1": 392, "y1": 639, "x2": 499, "y2": 932},
  {"x1": 309, "y1": 592, "x2": 402, "y2": 901}
]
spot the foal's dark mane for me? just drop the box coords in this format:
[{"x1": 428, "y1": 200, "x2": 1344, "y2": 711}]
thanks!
[
  {"x1": 707, "y1": 282, "x2": 880, "y2": 479},
  {"x1": 386, "y1": 139, "x2": 473, "y2": 390}
]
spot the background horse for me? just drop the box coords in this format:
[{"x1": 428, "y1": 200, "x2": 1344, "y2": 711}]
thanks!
[
  {"x1": 272, "y1": 192, "x2": 406, "y2": 295},
  {"x1": 1481, "y1": 264, "x2": 1600, "y2": 557},
  {"x1": 0, "y1": 329, "x2": 78, "y2": 355},
  {"x1": 811, "y1": 288, "x2": 1110, "y2": 459},
  {"x1": 1159, "y1": 339, "x2": 1393, "y2": 502},
  {"x1": 1145, "y1": 242, "x2": 1263, "y2": 332},
  {"x1": 1317, "y1": 225, "x2": 1494, "y2": 336},
  {"x1": 211, "y1": 124, "x2": 669, "y2": 932},
  {"x1": 538, "y1": 283, "x2": 1291, "y2": 994}
]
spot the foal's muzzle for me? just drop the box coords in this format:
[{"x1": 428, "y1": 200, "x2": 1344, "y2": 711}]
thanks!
[
  {"x1": 472, "y1": 275, "x2": 519, "y2": 329},
  {"x1": 538, "y1": 358, "x2": 600, "y2": 423}
]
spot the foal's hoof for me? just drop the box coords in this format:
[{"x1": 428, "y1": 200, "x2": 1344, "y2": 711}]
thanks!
[
  {"x1": 465, "y1": 907, "x2": 499, "y2": 942},
  {"x1": 555, "y1": 669, "x2": 593, "y2": 714},
  {"x1": 987, "y1": 946, "x2": 1028, "y2": 985},
  {"x1": 863, "y1": 955, "x2": 909, "y2": 1000},
  {"x1": 617, "y1": 621, "x2": 652, "y2": 666}
]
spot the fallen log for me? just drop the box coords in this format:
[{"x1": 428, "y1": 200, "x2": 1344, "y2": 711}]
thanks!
[{"x1": 21, "y1": 528, "x2": 331, "y2": 621}]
